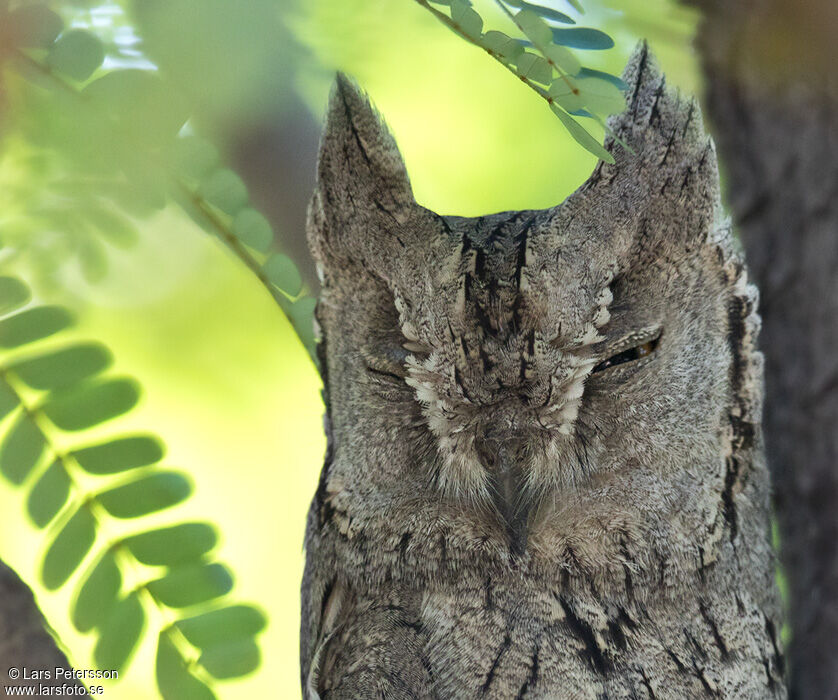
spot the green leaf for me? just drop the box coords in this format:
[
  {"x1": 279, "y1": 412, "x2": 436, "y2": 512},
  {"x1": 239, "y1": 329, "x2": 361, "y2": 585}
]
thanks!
[
  {"x1": 156, "y1": 633, "x2": 216, "y2": 700},
  {"x1": 72, "y1": 550, "x2": 121, "y2": 632},
  {"x1": 122, "y1": 523, "x2": 217, "y2": 566},
  {"x1": 109, "y1": 179, "x2": 165, "y2": 219},
  {"x1": 199, "y1": 639, "x2": 260, "y2": 679},
  {"x1": 119, "y1": 160, "x2": 168, "y2": 215},
  {"x1": 551, "y1": 27, "x2": 614, "y2": 50},
  {"x1": 10, "y1": 5, "x2": 63, "y2": 48},
  {"x1": 450, "y1": 0, "x2": 483, "y2": 39},
  {"x1": 72, "y1": 435, "x2": 164, "y2": 475},
  {"x1": 47, "y1": 29, "x2": 104, "y2": 82},
  {"x1": 41, "y1": 505, "x2": 96, "y2": 589},
  {"x1": 84, "y1": 70, "x2": 189, "y2": 146},
  {"x1": 503, "y1": 1, "x2": 575, "y2": 24},
  {"x1": 198, "y1": 169, "x2": 248, "y2": 216},
  {"x1": 147, "y1": 563, "x2": 233, "y2": 608},
  {"x1": 480, "y1": 30, "x2": 523, "y2": 61},
  {"x1": 97, "y1": 471, "x2": 192, "y2": 519},
  {"x1": 172, "y1": 136, "x2": 220, "y2": 181},
  {"x1": 515, "y1": 9, "x2": 552, "y2": 47},
  {"x1": 0, "y1": 306, "x2": 74, "y2": 349},
  {"x1": 263, "y1": 254, "x2": 302, "y2": 297},
  {"x1": 286, "y1": 297, "x2": 317, "y2": 353},
  {"x1": 41, "y1": 378, "x2": 140, "y2": 431},
  {"x1": 176, "y1": 606, "x2": 267, "y2": 649},
  {"x1": 9, "y1": 343, "x2": 112, "y2": 391},
  {"x1": 515, "y1": 51, "x2": 552, "y2": 85},
  {"x1": 577, "y1": 66, "x2": 627, "y2": 91},
  {"x1": 543, "y1": 44, "x2": 581, "y2": 76},
  {"x1": 27, "y1": 459, "x2": 70, "y2": 528},
  {"x1": 564, "y1": 0, "x2": 584, "y2": 13},
  {"x1": 0, "y1": 276, "x2": 32, "y2": 315},
  {"x1": 94, "y1": 593, "x2": 145, "y2": 671},
  {"x1": 549, "y1": 78, "x2": 585, "y2": 113},
  {"x1": 0, "y1": 383, "x2": 19, "y2": 423},
  {"x1": 85, "y1": 206, "x2": 139, "y2": 249},
  {"x1": 550, "y1": 104, "x2": 614, "y2": 163},
  {"x1": 78, "y1": 237, "x2": 108, "y2": 284},
  {"x1": 232, "y1": 209, "x2": 273, "y2": 252},
  {"x1": 574, "y1": 76, "x2": 626, "y2": 115},
  {"x1": 591, "y1": 113, "x2": 632, "y2": 152},
  {"x1": 0, "y1": 413, "x2": 46, "y2": 485}
]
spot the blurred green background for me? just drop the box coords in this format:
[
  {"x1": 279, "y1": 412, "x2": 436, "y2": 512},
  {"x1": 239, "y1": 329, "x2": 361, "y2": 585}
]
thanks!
[{"x1": 0, "y1": 0, "x2": 700, "y2": 697}]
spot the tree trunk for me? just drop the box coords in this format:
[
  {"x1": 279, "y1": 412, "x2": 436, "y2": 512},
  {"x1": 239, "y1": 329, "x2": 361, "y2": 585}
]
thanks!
[
  {"x1": 689, "y1": 1, "x2": 838, "y2": 696},
  {"x1": 0, "y1": 561, "x2": 84, "y2": 693}
]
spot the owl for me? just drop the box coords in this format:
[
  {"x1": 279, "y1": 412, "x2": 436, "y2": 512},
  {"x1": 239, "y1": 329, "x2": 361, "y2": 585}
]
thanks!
[{"x1": 300, "y1": 44, "x2": 785, "y2": 699}]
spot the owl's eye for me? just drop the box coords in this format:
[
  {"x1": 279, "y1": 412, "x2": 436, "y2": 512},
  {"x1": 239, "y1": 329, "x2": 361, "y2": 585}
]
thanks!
[
  {"x1": 592, "y1": 333, "x2": 661, "y2": 373},
  {"x1": 364, "y1": 338, "x2": 430, "y2": 383},
  {"x1": 403, "y1": 341, "x2": 431, "y2": 357}
]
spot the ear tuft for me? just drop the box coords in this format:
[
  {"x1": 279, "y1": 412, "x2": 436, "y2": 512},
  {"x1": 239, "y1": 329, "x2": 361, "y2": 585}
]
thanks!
[
  {"x1": 607, "y1": 42, "x2": 707, "y2": 161},
  {"x1": 309, "y1": 73, "x2": 415, "y2": 265},
  {"x1": 318, "y1": 73, "x2": 413, "y2": 210}
]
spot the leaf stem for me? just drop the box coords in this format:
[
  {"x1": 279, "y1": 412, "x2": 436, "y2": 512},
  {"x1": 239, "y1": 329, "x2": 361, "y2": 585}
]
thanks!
[
  {"x1": 413, "y1": 0, "x2": 544, "y2": 97},
  {"x1": 413, "y1": 0, "x2": 579, "y2": 108},
  {"x1": 10, "y1": 49, "x2": 316, "y2": 364}
]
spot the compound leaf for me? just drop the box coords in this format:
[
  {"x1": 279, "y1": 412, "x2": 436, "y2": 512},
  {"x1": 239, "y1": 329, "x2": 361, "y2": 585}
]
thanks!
[
  {"x1": 9, "y1": 343, "x2": 112, "y2": 391},
  {"x1": 41, "y1": 505, "x2": 96, "y2": 589},
  {"x1": 122, "y1": 523, "x2": 217, "y2": 566},
  {"x1": 198, "y1": 169, "x2": 248, "y2": 216},
  {"x1": 176, "y1": 605, "x2": 267, "y2": 649},
  {"x1": 156, "y1": 633, "x2": 216, "y2": 700},
  {"x1": 9, "y1": 4, "x2": 63, "y2": 48},
  {"x1": 72, "y1": 435, "x2": 164, "y2": 475},
  {"x1": 199, "y1": 639, "x2": 260, "y2": 679},
  {"x1": 47, "y1": 29, "x2": 104, "y2": 82},
  {"x1": 94, "y1": 592, "x2": 145, "y2": 671},
  {"x1": 263, "y1": 254, "x2": 302, "y2": 297},
  {"x1": 147, "y1": 563, "x2": 233, "y2": 608},
  {"x1": 0, "y1": 306, "x2": 74, "y2": 349},
  {"x1": 1, "y1": 413, "x2": 46, "y2": 485},
  {"x1": 27, "y1": 459, "x2": 70, "y2": 528},
  {"x1": 551, "y1": 26, "x2": 614, "y2": 50},
  {"x1": 41, "y1": 378, "x2": 140, "y2": 431},
  {"x1": 0, "y1": 277, "x2": 32, "y2": 315},
  {"x1": 232, "y1": 209, "x2": 273, "y2": 252},
  {"x1": 550, "y1": 104, "x2": 614, "y2": 163},
  {"x1": 72, "y1": 549, "x2": 122, "y2": 632},
  {"x1": 97, "y1": 471, "x2": 192, "y2": 519}
]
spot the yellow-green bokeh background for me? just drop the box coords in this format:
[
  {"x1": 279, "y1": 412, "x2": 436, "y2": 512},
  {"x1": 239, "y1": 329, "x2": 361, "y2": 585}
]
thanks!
[{"x1": 0, "y1": 1, "x2": 699, "y2": 697}]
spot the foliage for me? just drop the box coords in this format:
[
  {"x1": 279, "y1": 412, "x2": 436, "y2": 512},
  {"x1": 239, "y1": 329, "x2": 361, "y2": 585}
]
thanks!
[
  {"x1": 0, "y1": 274, "x2": 266, "y2": 698},
  {"x1": 414, "y1": 0, "x2": 627, "y2": 162},
  {"x1": 0, "y1": 0, "x2": 316, "y2": 356}
]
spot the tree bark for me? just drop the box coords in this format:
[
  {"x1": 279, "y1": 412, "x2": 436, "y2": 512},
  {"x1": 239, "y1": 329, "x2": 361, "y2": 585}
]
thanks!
[
  {"x1": 0, "y1": 560, "x2": 84, "y2": 693},
  {"x1": 689, "y1": 1, "x2": 838, "y2": 696}
]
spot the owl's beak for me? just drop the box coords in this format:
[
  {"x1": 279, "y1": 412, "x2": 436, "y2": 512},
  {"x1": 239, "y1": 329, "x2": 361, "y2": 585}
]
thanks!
[{"x1": 477, "y1": 438, "x2": 532, "y2": 557}]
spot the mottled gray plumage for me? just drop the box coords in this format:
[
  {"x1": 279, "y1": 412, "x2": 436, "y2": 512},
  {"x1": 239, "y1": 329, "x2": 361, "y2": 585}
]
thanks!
[{"x1": 301, "y1": 44, "x2": 785, "y2": 699}]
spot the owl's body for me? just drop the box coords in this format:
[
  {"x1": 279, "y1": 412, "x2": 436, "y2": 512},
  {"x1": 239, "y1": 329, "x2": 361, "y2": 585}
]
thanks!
[{"x1": 301, "y1": 45, "x2": 785, "y2": 699}]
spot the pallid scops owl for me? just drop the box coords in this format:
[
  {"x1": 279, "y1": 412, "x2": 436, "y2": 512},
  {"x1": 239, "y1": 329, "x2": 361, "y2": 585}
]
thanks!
[{"x1": 300, "y1": 44, "x2": 785, "y2": 700}]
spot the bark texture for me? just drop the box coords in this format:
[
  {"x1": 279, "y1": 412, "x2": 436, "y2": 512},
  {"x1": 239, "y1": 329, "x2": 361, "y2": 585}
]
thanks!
[
  {"x1": 0, "y1": 561, "x2": 83, "y2": 692},
  {"x1": 690, "y1": 1, "x2": 838, "y2": 697}
]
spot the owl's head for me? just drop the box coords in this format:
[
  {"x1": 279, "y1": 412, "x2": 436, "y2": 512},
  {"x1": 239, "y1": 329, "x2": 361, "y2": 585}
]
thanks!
[{"x1": 308, "y1": 45, "x2": 761, "y2": 556}]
